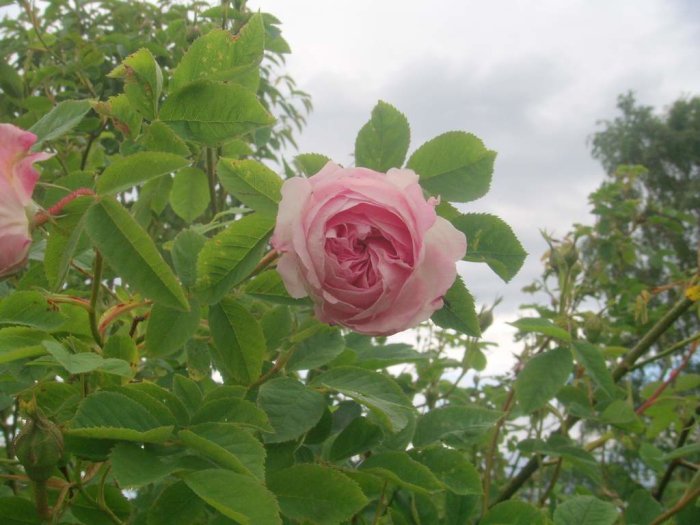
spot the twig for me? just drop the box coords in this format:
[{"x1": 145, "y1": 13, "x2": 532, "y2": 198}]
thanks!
[
  {"x1": 88, "y1": 251, "x2": 104, "y2": 347},
  {"x1": 636, "y1": 341, "x2": 697, "y2": 415},
  {"x1": 482, "y1": 389, "x2": 515, "y2": 514}
]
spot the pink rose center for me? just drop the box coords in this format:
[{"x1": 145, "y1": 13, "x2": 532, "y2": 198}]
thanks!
[{"x1": 323, "y1": 203, "x2": 415, "y2": 289}]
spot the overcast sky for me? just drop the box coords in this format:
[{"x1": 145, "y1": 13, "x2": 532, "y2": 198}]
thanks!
[{"x1": 250, "y1": 0, "x2": 700, "y2": 373}]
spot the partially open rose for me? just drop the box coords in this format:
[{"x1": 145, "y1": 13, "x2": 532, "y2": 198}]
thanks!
[
  {"x1": 271, "y1": 162, "x2": 466, "y2": 335},
  {"x1": 0, "y1": 124, "x2": 51, "y2": 278}
]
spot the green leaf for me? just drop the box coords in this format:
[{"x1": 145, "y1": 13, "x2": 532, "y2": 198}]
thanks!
[
  {"x1": 244, "y1": 270, "x2": 308, "y2": 306},
  {"x1": 171, "y1": 229, "x2": 206, "y2": 288},
  {"x1": 148, "y1": 481, "x2": 206, "y2": 525},
  {"x1": 624, "y1": 489, "x2": 663, "y2": 525},
  {"x1": 600, "y1": 399, "x2": 641, "y2": 429},
  {"x1": 286, "y1": 327, "x2": 345, "y2": 371},
  {"x1": 68, "y1": 391, "x2": 174, "y2": 443},
  {"x1": 515, "y1": 347, "x2": 573, "y2": 414},
  {"x1": 184, "y1": 469, "x2": 281, "y2": 525},
  {"x1": 294, "y1": 153, "x2": 331, "y2": 176},
  {"x1": 359, "y1": 451, "x2": 443, "y2": 494},
  {"x1": 572, "y1": 342, "x2": 617, "y2": 400},
  {"x1": 109, "y1": 48, "x2": 162, "y2": 119},
  {"x1": 171, "y1": 16, "x2": 265, "y2": 92},
  {"x1": 109, "y1": 442, "x2": 175, "y2": 487},
  {"x1": 413, "y1": 405, "x2": 502, "y2": 447},
  {"x1": 481, "y1": 501, "x2": 546, "y2": 525},
  {"x1": 44, "y1": 197, "x2": 91, "y2": 290},
  {"x1": 553, "y1": 496, "x2": 618, "y2": 525},
  {"x1": 43, "y1": 340, "x2": 131, "y2": 377},
  {"x1": 172, "y1": 375, "x2": 203, "y2": 416},
  {"x1": 451, "y1": 213, "x2": 526, "y2": 282},
  {"x1": 330, "y1": 417, "x2": 383, "y2": 461},
  {"x1": 217, "y1": 158, "x2": 282, "y2": 215},
  {"x1": 29, "y1": 100, "x2": 92, "y2": 147},
  {"x1": 161, "y1": 81, "x2": 274, "y2": 146},
  {"x1": 412, "y1": 447, "x2": 482, "y2": 495},
  {"x1": 191, "y1": 397, "x2": 272, "y2": 432},
  {"x1": 209, "y1": 298, "x2": 266, "y2": 385},
  {"x1": 0, "y1": 291, "x2": 66, "y2": 330},
  {"x1": 97, "y1": 152, "x2": 188, "y2": 195},
  {"x1": 179, "y1": 423, "x2": 265, "y2": 479},
  {"x1": 145, "y1": 300, "x2": 200, "y2": 357},
  {"x1": 72, "y1": 485, "x2": 131, "y2": 525},
  {"x1": 407, "y1": 131, "x2": 496, "y2": 203},
  {"x1": 0, "y1": 327, "x2": 52, "y2": 364},
  {"x1": 85, "y1": 197, "x2": 189, "y2": 310},
  {"x1": 431, "y1": 276, "x2": 481, "y2": 337},
  {"x1": 139, "y1": 121, "x2": 191, "y2": 156},
  {"x1": 169, "y1": 167, "x2": 210, "y2": 223},
  {"x1": 311, "y1": 367, "x2": 414, "y2": 432},
  {"x1": 0, "y1": 497, "x2": 41, "y2": 525},
  {"x1": 257, "y1": 377, "x2": 326, "y2": 443},
  {"x1": 125, "y1": 382, "x2": 190, "y2": 427},
  {"x1": 195, "y1": 213, "x2": 275, "y2": 304},
  {"x1": 355, "y1": 100, "x2": 410, "y2": 172},
  {"x1": 92, "y1": 94, "x2": 142, "y2": 140},
  {"x1": 267, "y1": 464, "x2": 367, "y2": 525},
  {"x1": 510, "y1": 317, "x2": 571, "y2": 342}
]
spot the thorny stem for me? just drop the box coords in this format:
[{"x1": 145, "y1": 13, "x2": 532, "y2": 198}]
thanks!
[
  {"x1": 538, "y1": 458, "x2": 563, "y2": 506},
  {"x1": 249, "y1": 345, "x2": 298, "y2": 389},
  {"x1": 371, "y1": 481, "x2": 388, "y2": 525},
  {"x1": 34, "y1": 188, "x2": 96, "y2": 227},
  {"x1": 654, "y1": 412, "x2": 697, "y2": 500},
  {"x1": 249, "y1": 250, "x2": 280, "y2": 279},
  {"x1": 33, "y1": 479, "x2": 51, "y2": 521},
  {"x1": 631, "y1": 331, "x2": 700, "y2": 371},
  {"x1": 649, "y1": 484, "x2": 700, "y2": 525}
]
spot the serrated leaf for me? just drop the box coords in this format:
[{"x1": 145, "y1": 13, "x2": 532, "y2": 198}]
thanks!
[
  {"x1": 145, "y1": 300, "x2": 201, "y2": 357},
  {"x1": 294, "y1": 153, "x2": 330, "y2": 176},
  {"x1": 451, "y1": 213, "x2": 526, "y2": 282},
  {"x1": 355, "y1": 100, "x2": 410, "y2": 172},
  {"x1": 0, "y1": 291, "x2": 66, "y2": 330},
  {"x1": 68, "y1": 391, "x2": 174, "y2": 443},
  {"x1": 553, "y1": 496, "x2": 618, "y2": 525},
  {"x1": 431, "y1": 276, "x2": 481, "y2": 337},
  {"x1": 109, "y1": 48, "x2": 162, "y2": 119},
  {"x1": 184, "y1": 469, "x2": 281, "y2": 525},
  {"x1": 179, "y1": 423, "x2": 265, "y2": 479},
  {"x1": 110, "y1": 442, "x2": 175, "y2": 487},
  {"x1": 44, "y1": 197, "x2": 91, "y2": 289},
  {"x1": 148, "y1": 481, "x2": 206, "y2": 525},
  {"x1": 407, "y1": 131, "x2": 495, "y2": 203},
  {"x1": 413, "y1": 405, "x2": 502, "y2": 447},
  {"x1": 171, "y1": 229, "x2": 206, "y2": 288},
  {"x1": 139, "y1": 121, "x2": 191, "y2": 156},
  {"x1": 572, "y1": 341, "x2": 617, "y2": 400},
  {"x1": 191, "y1": 398, "x2": 272, "y2": 432},
  {"x1": 267, "y1": 464, "x2": 367, "y2": 525},
  {"x1": 169, "y1": 167, "x2": 210, "y2": 223},
  {"x1": 43, "y1": 340, "x2": 131, "y2": 377},
  {"x1": 0, "y1": 327, "x2": 53, "y2": 364},
  {"x1": 311, "y1": 367, "x2": 414, "y2": 432},
  {"x1": 195, "y1": 213, "x2": 274, "y2": 304},
  {"x1": 97, "y1": 152, "x2": 188, "y2": 195},
  {"x1": 481, "y1": 501, "x2": 546, "y2": 525},
  {"x1": 160, "y1": 81, "x2": 274, "y2": 146},
  {"x1": 412, "y1": 447, "x2": 482, "y2": 495},
  {"x1": 286, "y1": 327, "x2": 345, "y2": 371},
  {"x1": 510, "y1": 317, "x2": 571, "y2": 342},
  {"x1": 330, "y1": 417, "x2": 383, "y2": 461},
  {"x1": 29, "y1": 100, "x2": 92, "y2": 147},
  {"x1": 217, "y1": 158, "x2": 282, "y2": 215},
  {"x1": 258, "y1": 377, "x2": 326, "y2": 443},
  {"x1": 209, "y1": 298, "x2": 266, "y2": 385},
  {"x1": 85, "y1": 197, "x2": 189, "y2": 311},
  {"x1": 515, "y1": 347, "x2": 573, "y2": 413},
  {"x1": 245, "y1": 270, "x2": 309, "y2": 306},
  {"x1": 359, "y1": 451, "x2": 443, "y2": 494},
  {"x1": 171, "y1": 16, "x2": 265, "y2": 92}
]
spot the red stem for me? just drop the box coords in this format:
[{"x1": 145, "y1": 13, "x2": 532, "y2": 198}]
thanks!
[
  {"x1": 636, "y1": 341, "x2": 698, "y2": 415},
  {"x1": 34, "y1": 188, "x2": 95, "y2": 226}
]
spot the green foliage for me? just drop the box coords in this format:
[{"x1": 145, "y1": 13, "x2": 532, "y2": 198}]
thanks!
[{"x1": 2, "y1": 1, "x2": 696, "y2": 523}]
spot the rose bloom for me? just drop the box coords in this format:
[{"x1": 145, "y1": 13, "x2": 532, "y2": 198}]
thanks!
[
  {"x1": 0, "y1": 124, "x2": 51, "y2": 278},
  {"x1": 271, "y1": 162, "x2": 467, "y2": 336}
]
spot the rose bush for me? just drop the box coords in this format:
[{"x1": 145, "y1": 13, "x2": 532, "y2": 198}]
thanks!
[
  {"x1": 0, "y1": 124, "x2": 51, "y2": 278},
  {"x1": 271, "y1": 162, "x2": 467, "y2": 335}
]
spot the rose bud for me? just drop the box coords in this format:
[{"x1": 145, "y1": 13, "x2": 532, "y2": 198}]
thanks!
[
  {"x1": 0, "y1": 123, "x2": 52, "y2": 278},
  {"x1": 271, "y1": 162, "x2": 466, "y2": 336},
  {"x1": 14, "y1": 412, "x2": 65, "y2": 482}
]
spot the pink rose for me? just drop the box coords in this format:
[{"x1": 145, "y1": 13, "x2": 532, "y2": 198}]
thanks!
[
  {"x1": 0, "y1": 124, "x2": 52, "y2": 278},
  {"x1": 271, "y1": 162, "x2": 467, "y2": 336}
]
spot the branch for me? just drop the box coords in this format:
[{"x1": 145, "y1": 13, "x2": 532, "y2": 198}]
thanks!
[{"x1": 494, "y1": 296, "x2": 695, "y2": 504}]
